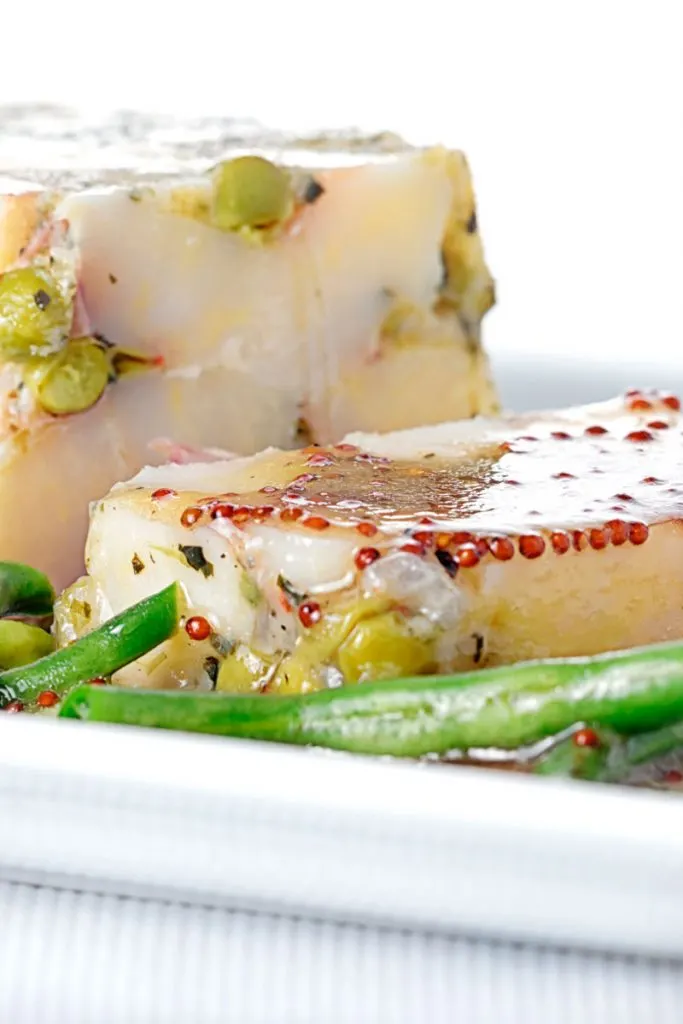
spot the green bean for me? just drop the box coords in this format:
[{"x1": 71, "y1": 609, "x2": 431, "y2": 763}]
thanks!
[
  {"x1": 60, "y1": 639, "x2": 683, "y2": 756},
  {"x1": 1, "y1": 583, "x2": 179, "y2": 708}
]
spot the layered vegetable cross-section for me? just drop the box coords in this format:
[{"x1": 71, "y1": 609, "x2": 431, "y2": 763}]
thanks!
[
  {"x1": 57, "y1": 388, "x2": 683, "y2": 696},
  {"x1": 0, "y1": 107, "x2": 497, "y2": 589}
]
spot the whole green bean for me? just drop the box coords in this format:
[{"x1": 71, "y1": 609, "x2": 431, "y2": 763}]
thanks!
[
  {"x1": 0, "y1": 584, "x2": 179, "y2": 709},
  {"x1": 61, "y1": 639, "x2": 683, "y2": 757},
  {"x1": 0, "y1": 562, "x2": 55, "y2": 619}
]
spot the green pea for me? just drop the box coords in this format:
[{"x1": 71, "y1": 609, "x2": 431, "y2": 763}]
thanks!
[
  {"x1": 337, "y1": 612, "x2": 434, "y2": 684},
  {"x1": 24, "y1": 338, "x2": 110, "y2": 416},
  {"x1": 0, "y1": 620, "x2": 54, "y2": 671},
  {"x1": 211, "y1": 156, "x2": 293, "y2": 233},
  {"x1": 0, "y1": 266, "x2": 70, "y2": 361}
]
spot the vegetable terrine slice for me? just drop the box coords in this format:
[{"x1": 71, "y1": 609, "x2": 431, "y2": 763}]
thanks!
[
  {"x1": 57, "y1": 388, "x2": 683, "y2": 692},
  {"x1": 0, "y1": 107, "x2": 497, "y2": 588}
]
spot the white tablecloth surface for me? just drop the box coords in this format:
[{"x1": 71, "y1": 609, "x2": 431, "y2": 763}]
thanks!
[{"x1": 1, "y1": 880, "x2": 682, "y2": 1024}]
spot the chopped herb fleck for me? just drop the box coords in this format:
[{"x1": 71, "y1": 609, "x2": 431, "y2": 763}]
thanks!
[
  {"x1": 178, "y1": 545, "x2": 214, "y2": 578},
  {"x1": 277, "y1": 574, "x2": 305, "y2": 607},
  {"x1": 203, "y1": 656, "x2": 219, "y2": 688},
  {"x1": 303, "y1": 177, "x2": 325, "y2": 204},
  {"x1": 72, "y1": 599, "x2": 92, "y2": 621},
  {"x1": 435, "y1": 549, "x2": 458, "y2": 578},
  {"x1": 131, "y1": 553, "x2": 145, "y2": 575},
  {"x1": 33, "y1": 289, "x2": 51, "y2": 311}
]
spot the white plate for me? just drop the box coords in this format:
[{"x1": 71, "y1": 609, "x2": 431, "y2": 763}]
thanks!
[
  {"x1": 2, "y1": 355, "x2": 683, "y2": 960},
  {"x1": 2, "y1": 710, "x2": 683, "y2": 960}
]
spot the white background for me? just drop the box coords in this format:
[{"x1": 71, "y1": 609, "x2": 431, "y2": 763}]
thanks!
[{"x1": 1, "y1": 1, "x2": 681, "y2": 365}]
